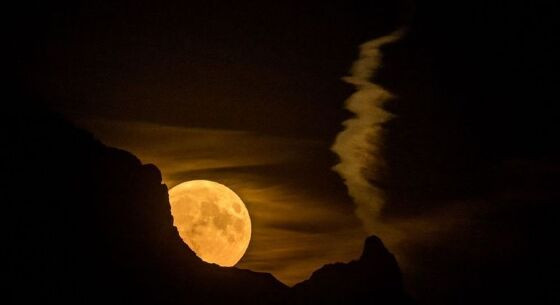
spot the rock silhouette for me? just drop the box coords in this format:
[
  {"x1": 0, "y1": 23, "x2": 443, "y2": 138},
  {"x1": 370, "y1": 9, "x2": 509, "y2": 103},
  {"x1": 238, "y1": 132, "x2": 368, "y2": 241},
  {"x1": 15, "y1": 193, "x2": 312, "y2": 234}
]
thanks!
[
  {"x1": 292, "y1": 236, "x2": 412, "y2": 305},
  {"x1": 8, "y1": 103, "x2": 412, "y2": 305}
]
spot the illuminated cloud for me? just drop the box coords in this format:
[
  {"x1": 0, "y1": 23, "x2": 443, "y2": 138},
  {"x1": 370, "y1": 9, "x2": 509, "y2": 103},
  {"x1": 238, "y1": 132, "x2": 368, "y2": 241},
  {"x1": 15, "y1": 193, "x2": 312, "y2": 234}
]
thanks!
[
  {"x1": 331, "y1": 31, "x2": 403, "y2": 233},
  {"x1": 230, "y1": 182, "x2": 366, "y2": 285},
  {"x1": 79, "y1": 119, "x2": 320, "y2": 187},
  {"x1": 79, "y1": 119, "x2": 366, "y2": 285}
]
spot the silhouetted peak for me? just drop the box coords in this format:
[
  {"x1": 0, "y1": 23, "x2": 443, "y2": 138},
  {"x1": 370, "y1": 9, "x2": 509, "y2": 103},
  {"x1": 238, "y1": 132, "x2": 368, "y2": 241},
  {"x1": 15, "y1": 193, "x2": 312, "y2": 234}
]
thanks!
[
  {"x1": 143, "y1": 163, "x2": 163, "y2": 185},
  {"x1": 292, "y1": 234, "x2": 411, "y2": 304},
  {"x1": 360, "y1": 235, "x2": 389, "y2": 261}
]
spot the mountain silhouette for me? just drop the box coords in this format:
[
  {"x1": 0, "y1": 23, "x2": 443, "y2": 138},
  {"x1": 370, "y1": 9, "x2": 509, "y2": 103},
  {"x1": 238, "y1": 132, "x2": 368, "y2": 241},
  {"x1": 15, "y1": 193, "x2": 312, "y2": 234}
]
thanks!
[
  {"x1": 8, "y1": 101, "x2": 412, "y2": 304},
  {"x1": 292, "y1": 236, "x2": 412, "y2": 305}
]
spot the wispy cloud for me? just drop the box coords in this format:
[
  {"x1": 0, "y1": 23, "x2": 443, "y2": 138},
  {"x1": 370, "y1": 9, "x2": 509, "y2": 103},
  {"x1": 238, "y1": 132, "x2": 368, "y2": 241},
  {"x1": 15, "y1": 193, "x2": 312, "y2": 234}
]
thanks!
[
  {"x1": 79, "y1": 119, "x2": 320, "y2": 186},
  {"x1": 331, "y1": 30, "x2": 403, "y2": 233},
  {"x1": 78, "y1": 119, "x2": 366, "y2": 285}
]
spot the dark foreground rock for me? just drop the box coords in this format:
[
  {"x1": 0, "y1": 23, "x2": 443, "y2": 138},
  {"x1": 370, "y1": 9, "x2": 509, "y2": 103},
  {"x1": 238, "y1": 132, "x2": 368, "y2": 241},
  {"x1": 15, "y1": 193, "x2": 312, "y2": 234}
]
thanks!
[{"x1": 292, "y1": 235, "x2": 413, "y2": 305}]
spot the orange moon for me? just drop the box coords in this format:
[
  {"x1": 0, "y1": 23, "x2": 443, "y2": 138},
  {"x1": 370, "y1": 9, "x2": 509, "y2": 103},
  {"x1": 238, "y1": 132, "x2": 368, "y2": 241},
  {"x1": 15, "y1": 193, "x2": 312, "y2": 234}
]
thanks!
[{"x1": 168, "y1": 180, "x2": 251, "y2": 266}]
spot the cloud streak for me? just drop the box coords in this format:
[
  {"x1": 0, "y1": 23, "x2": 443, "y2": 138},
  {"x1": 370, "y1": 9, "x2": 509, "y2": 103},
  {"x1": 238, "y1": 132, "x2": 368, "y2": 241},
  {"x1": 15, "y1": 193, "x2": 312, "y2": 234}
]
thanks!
[
  {"x1": 78, "y1": 119, "x2": 319, "y2": 187},
  {"x1": 78, "y1": 118, "x2": 366, "y2": 285},
  {"x1": 331, "y1": 31, "x2": 402, "y2": 233}
]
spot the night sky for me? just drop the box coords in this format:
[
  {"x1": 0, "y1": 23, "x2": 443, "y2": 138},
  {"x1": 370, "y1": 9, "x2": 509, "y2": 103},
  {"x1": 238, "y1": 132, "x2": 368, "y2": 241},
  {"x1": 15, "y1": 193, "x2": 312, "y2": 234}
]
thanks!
[{"x1": 11, "y1": 1, "x2": 558, "y2": 304}]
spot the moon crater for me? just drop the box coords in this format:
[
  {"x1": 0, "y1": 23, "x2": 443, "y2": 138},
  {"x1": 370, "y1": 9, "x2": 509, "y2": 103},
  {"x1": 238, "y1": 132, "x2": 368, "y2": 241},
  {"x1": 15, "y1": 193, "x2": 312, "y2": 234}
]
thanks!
[{"x1": 169, "y1": 180, "x2": 251, "y2": 267}]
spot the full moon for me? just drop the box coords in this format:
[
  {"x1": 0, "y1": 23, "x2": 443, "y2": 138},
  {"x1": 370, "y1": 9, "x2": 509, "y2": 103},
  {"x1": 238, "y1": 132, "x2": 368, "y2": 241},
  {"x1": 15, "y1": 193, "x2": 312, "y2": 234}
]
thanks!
[{"x1": 168, "y1": 180, "x2": 251, "y2": 267}]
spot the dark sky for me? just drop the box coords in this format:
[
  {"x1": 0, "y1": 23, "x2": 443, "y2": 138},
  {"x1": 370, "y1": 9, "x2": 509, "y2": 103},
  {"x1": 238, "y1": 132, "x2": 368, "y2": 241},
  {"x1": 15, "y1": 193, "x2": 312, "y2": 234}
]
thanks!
[
  {"x1": 18, "y1": 0, "x2": 407, "y2": 139},
  {"x1": 12, "y1": 1, "x2": 559, "y2": 304}
]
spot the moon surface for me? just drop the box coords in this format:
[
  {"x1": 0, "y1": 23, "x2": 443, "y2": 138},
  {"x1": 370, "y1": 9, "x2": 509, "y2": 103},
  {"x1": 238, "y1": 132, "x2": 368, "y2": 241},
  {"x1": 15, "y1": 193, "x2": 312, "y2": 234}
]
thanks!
[{"x1": 168, "y1": 180, "x2": 251, "y2": 267}]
